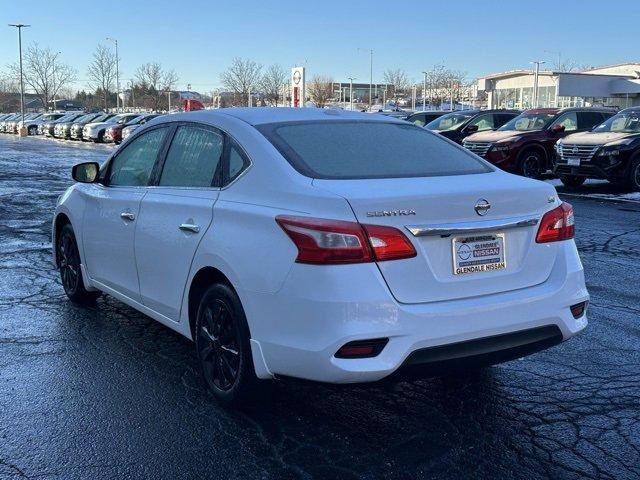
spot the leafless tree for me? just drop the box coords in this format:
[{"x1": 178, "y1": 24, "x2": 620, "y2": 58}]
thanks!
[
  {"x1": 307, "y1": 75, "x2": 334, "y2": 108},
  {"x1": 260, "y1": 64, "x2": 288, "y2": 106},
  {"x1": 554, "y1": 59, "x2": 580, "y2": 73},
  {"x1": 135, "y1": 62, "x2": 179, "y2": 110},
  {"x1": 220, "y1": 57, "x2": 262, "y2": 106},
  {"x1": 382, "y1": 68, "x2": 409, "y2": 103},
  {"x1": 8, "y1": 43, "x2": 76, "y2": 110},
  {"x1": 86, "y1": 44, "x2": 117, "y2": 110},
  {"x1": 422, "y1": 64, "x2": 468, "y2": 107},
  {"x1": 0, "y1": 72, "x2": 20, "y2": 112}
]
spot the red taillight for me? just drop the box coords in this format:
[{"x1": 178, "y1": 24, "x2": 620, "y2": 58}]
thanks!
[
  {"x1": 276, "y1": 216, "x2": 416, "y2": 265},
  {"x1": 362, "y1": 223, "x2": 417, "y2": 261},
  {"x1": 536, "y1": 202, "x2": 575, "y2": 243}
]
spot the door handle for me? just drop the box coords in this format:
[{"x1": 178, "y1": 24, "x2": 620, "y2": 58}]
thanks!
[
  {"x1": 120, "y1": 212, "x2": 135, "y2": 221},
  {"x1": 179, "y1": 223, "x2": 200, "y2": 233}
]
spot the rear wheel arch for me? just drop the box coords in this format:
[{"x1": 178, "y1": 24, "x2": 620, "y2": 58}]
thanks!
[{"x1": 187, "y1": 267, "x2": 242, "y2": 341}]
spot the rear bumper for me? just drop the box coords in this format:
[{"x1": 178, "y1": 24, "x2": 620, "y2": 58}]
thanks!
[{"x1": 243, "y1": 241, "x2": 588, "y2": 383}]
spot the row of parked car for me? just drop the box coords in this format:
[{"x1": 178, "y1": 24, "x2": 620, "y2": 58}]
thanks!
[
  {"x1": 3, "y1": 105, "x2": 639, "y2": 190},
  {"x1": 0, "y1": 111, "x2": 161, "y2": 144},
  {"x1": 401, "y1": 106, "x2": 640, "y2": 190}
]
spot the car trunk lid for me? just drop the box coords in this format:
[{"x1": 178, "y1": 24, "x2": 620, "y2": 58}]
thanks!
[{"x1": 314, "y1": 173, "x2": 560, "y2": 304}]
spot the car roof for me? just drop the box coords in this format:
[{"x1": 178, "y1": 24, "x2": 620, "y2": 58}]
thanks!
[
  {"x1": 619, "y1": 107, "x2": 640, "y2": 114},
  {"x1": 161, "y1": 107, "x2": 405, "y2": 127},
  {"x1": 525, "y1": 107, "x2": 615, "y2": 115}
]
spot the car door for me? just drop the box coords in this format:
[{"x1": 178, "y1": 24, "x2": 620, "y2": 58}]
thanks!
[
  {"x1": 134, "y1": 123, "x2": 224, "y2": 321},
  {"x1": 82, "y1": 125, "x2": 171, "y2": 301}
]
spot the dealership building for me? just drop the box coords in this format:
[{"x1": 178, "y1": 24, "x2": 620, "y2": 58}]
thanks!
[
  {"x1": 332, "y1": 82, "x2": 390, "y2": 102},
  {"x1": 478, "y1": 62, "x2": 640, "y2": 110}
]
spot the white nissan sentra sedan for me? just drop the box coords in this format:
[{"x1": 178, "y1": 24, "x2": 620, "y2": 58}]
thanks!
[{"x1": 53, "y1": 108, "x2": 588, "y2": 404}]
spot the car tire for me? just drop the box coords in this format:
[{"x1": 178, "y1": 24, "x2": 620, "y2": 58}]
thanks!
[
  {"x1": 57, "y1": 224, "x2": 101, "y2": 304},
  {"x1": 94, "y1": 131, "x2": 104, "y2": 143},
  {"x1": 28, "y1": 126, "x2": 37, "y2": 135},
  {"x1": 559, "y1": 175, "x2": 586, "y2": 188},
  {"x1": 517, "y1": 148, "x2": 545, "y2": 179},
  {"x1": 628, "y1": 155, "x2": 640, "y2": 192},
  {"x1": 195, "y1": 283, "x2": 259, "y2": 406}
]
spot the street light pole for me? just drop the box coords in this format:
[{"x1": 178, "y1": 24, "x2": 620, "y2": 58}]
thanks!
[
  {"x1": 530, "y1": 60, "x2": 545, "y2": 107},
  {"x1": 9, "y1": 24, "x2": 30, "y2": 136},
  {"x1": 107, "y1": 37, "x2": 119, "y2": 112},
  {"x1": 347, "y1": 77, "x2": 355, "y2": 111},
  {"x1": 422, "y1": 71, "x2": 427, "y2": 111}
]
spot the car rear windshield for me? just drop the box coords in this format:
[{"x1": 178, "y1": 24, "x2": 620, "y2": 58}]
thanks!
[{"x1": 257, "y1": 120, "x2": 492, "y2": 179}]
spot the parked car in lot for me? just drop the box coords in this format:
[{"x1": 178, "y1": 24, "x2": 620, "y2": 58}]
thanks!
[
  {"x1": 20, "y1": 112, "x2": 65, "y2": 135},
  {"x1": 554, "y1": 107, "x2": 640, "y2": 190},
  {"x1": 54, "y1": 113, "x2": 103, "y2": 139},
  {"x1": 425, "y1": 109, "x2": 520, "y2": 144},
  {"x1": 0, "y1": 113, "x2": 21, "y2": 133},
  {"x1": 40, "y1": 112, "x2": 86, "y2": 136},
  {"x1": 462, "y1": 108, "x2": 615, "y2": 178},
  {"x1": 70, "y1": 113, "x2": 113, "y2": 140},
  {"x1": 375, "y1": 109, "x2": 412, "y2": 120},
  {"x1": 406, "y1": 110, "x2": 446, "y2": 127},
  {"x1": 83, "y1": 113, "x2": 141, "y2": 143},
  {"x1": 7, "y1": 113, "x2": 42, "y2": 133},
  {"x1": 54, "y1": 108, "x2": 588, "y2": 405},
  {"x1": 121, "y1": 114, "x2": 162, "y2": 141},
  {"x1": 104, "y1": 114, "x2": 149, "y2": 144}
]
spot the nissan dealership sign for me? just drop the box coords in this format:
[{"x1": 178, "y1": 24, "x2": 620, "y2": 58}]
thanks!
[{"x1": 291, "y1": 67, "x2": 305, "y2": 108}]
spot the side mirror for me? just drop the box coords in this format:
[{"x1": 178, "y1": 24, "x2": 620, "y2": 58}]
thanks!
[
  {"x1": 464, "y1": 124, "x2": 479, "y2": 134},
  {"x1": 551, "y1": 124, "x2": 565, "y2": 133},
  {"x1": 72, "y1": 162, "x2": 100, "y2": 183}
]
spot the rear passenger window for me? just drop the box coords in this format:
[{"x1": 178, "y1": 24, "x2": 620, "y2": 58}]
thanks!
[
  {"x1": 227, "y1": 144, "x2": 249, "y2": 184},
  {"x1": 159, "y1": 126, "x2": 223, "y2": 187},
  {"x1": 578, "y1": 112, "x2": 608, "y2": 130}
]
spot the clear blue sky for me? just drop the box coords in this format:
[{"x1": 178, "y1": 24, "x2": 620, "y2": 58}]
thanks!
[{"x1": 2, "y1": 0, "x2": 639, "y2": 93}]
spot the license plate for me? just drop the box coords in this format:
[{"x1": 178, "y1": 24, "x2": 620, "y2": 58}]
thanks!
[
  {"x1": 452, "y1": 233, "x2": 506, "y2": 275},
  {"x1": 567, "y1": 158, "x2": 581, "y2": 166}
]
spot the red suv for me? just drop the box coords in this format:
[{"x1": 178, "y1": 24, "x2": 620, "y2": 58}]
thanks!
[{"x1": 462, "y1": 107, "x2": 615, "y2": 178}]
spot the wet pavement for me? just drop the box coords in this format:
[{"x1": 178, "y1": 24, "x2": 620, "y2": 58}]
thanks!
[{"x1": 0, "y1": 135, "x2": 639, "y2": 480}]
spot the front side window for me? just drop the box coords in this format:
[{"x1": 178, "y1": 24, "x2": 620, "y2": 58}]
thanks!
[
  {"x1": 499, "y1": 112, "x2": 556, "y2": 132},
  {"x1": 258, "y1": 121, "x2": 491, "y2": 180},
  {"x1": 410, "y1": 114, "x2": 426, "y2": 127},
  {"x1": 425, "y1": 112, "x2": 475, "y2": 131},
  {"x1": 108, "y1": 127, "x2": 169, "y2": 186},
  {"x1": 469, "y1": 114, "x2": 494, "y2": 131},
  {"x1": 159, "y1": 126, "x2": 223, "y2": 187},
  {"x1": 551, "y1": 112, "x2": 578, "y2": 132}
]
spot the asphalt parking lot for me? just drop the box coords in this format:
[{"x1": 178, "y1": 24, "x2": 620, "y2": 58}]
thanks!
[{"x1": 0, "y1": 135, "x2": 639, "y2": 480}]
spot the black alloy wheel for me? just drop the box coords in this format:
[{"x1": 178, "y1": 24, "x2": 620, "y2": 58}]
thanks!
[
  {"x1": 57, "y1": 224, "x2": 101, "y2": 303},
  {"x1": 629, "y1": 156, "x2": 640, "y2": 192},
  {"x1": 195, "y1": 284, "x2": 259, "y2": 405},
  {"x1": 519, "y1": 149, "x2": 545, "y2": 179}
]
